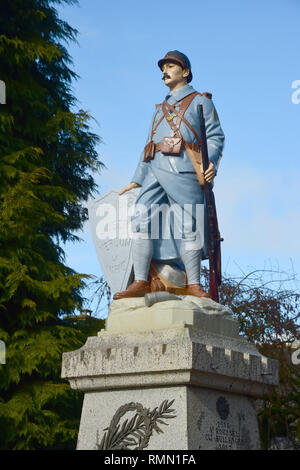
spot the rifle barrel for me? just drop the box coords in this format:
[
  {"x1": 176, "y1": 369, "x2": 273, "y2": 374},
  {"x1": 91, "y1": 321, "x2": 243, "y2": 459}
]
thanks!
[{"x1": 198, "y1": 104, "x2": 222, "y2": 300}]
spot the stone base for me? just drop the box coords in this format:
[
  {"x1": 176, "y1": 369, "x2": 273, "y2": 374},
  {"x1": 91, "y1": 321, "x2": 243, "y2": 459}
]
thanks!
[
  {"x1": 61, "y1": 299, "x2": 278, "y2": 450},
  {"x1": 77, "y1": 386, "x2": 260, "y2": 450},
  {"x1": 106, "y1": 296, "x2": 237, "y2": 337}
]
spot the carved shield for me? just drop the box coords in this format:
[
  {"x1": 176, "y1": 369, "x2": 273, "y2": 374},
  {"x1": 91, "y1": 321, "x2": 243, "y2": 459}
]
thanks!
[{"x1": 88, "y1": 187, "x2": 140, "y2": 293}]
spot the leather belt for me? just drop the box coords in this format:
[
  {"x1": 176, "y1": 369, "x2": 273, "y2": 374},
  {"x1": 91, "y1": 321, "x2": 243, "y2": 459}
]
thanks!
[{"x1": 154, "y1": 141, "x2": 199, "y2": 154}]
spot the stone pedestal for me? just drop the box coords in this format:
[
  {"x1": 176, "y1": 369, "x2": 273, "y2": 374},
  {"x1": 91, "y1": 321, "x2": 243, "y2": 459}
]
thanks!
[{"x1": 61, "y1": 297, "x2": 278, "y2": 450}]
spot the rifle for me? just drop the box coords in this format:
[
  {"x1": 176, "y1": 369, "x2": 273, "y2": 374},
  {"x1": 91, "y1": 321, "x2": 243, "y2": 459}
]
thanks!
[{"x1": 198, "y1": 104, "x2": 223, "y2": 302}]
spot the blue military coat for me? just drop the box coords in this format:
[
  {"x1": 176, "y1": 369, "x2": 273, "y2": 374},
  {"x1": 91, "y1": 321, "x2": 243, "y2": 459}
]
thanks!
[{"x1": 131, "y1": 84, "x2": 225, "y2": 262}]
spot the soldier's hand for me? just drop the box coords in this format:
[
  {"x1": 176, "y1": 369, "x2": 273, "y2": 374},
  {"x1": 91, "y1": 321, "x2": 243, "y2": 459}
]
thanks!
[
  {"x1": 204, "y1": 162, "x2": 215, "y2": 183},
  {"x1": 119, "y1": 182, "x2": 141, "y2": 195}
]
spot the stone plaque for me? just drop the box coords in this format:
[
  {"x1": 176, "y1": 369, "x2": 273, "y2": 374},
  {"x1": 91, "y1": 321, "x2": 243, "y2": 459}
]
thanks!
[{"x1": 88, "y1": 187, "x2": 140, "y2": 293}]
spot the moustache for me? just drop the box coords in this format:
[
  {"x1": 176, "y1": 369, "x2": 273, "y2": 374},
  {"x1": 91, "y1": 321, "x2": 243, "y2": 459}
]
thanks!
[{"x1": 162, "y1": 74, "x2": 171, "y2": 80}]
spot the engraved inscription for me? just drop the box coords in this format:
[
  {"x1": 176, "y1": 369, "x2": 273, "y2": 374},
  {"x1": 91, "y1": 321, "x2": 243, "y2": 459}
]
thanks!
[{"x1": 203, "y1": 412, "x2": 249, "y2": 450}]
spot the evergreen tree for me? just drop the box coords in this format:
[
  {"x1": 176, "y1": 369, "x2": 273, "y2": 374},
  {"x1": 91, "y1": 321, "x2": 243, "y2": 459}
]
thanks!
[{"x1": 0, "y1": 0, "x2": 104, "y2": 449}]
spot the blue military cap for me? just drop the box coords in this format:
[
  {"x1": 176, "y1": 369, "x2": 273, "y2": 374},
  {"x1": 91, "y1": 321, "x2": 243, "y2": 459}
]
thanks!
[{"x1": 158, "y1": 50, "x2": 193, "y2": 83}]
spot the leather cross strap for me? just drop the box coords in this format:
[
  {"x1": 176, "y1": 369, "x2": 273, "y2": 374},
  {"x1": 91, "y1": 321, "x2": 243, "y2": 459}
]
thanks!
[
  {"x1": 163, "y1": 92, "x2": 201, "y2": 143},
  {"x1": 150, "y1": 91, "x2": 211, "y2": 141},
  {"x1": 144, "y1": 91, "x2": 211, "y2": 161},
  {"x1": 162, "y1": 101, "x2": 179, "y2": 136}
]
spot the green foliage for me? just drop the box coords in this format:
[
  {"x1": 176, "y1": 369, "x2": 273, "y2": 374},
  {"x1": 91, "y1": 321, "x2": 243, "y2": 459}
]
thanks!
[
  {"x1": 0, "y1": 0, "x2": 104, "y2": 449},
  {"x1": 0, "y1": 317, "x2": 104, "y2": 450}
]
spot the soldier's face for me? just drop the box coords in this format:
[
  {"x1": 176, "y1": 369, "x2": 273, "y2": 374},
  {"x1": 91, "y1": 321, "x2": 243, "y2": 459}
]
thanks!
[{"x1": 161, "y1": 61, "x2": 189, "y2": 90}]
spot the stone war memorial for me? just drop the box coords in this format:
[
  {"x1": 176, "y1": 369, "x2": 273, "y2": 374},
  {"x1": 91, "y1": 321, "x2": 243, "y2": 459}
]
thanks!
[{"x1": 61, "y1": 51, "x2": 278, "y2": 450}]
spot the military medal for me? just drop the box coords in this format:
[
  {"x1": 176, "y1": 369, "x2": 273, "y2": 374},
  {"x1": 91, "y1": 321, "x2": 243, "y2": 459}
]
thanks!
[{"x1": 167, "y1": 112, "x2": 176, "y2": 121}]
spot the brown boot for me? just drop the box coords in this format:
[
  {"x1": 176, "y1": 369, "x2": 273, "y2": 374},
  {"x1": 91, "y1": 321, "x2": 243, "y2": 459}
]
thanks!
[
  {"x1": 185, "y1": 284, "x2": 210, "y2": 299},
  {"x1": 113, "y1": 280, "x2": 151, "y2": 300}
]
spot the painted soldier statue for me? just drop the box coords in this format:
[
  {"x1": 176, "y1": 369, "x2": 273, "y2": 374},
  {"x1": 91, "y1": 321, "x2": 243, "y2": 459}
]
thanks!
[{"x1": 114, "y1": 51, "x2": 225, "y2": 300}]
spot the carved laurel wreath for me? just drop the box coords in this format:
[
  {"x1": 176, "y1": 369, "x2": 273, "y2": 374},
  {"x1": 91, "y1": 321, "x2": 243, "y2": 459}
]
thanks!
[{"x1": 96, "y1": 399, "x2": 176, "y2": 450}]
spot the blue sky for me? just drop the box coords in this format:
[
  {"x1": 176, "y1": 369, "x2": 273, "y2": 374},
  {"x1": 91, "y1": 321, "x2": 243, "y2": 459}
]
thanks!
[{"x1": 57, "y1": 0, "x2": 300, "y2": 315}]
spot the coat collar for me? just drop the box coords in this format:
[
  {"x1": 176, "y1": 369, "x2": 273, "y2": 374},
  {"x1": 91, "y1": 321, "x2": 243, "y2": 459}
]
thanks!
[{"x1": 165, "y1": 84, "x2": 196, "y2": 104}]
